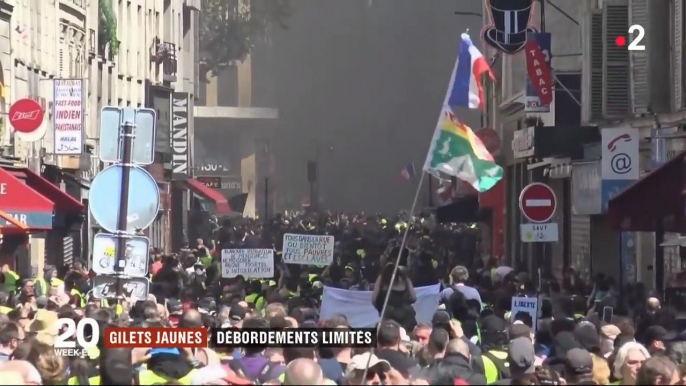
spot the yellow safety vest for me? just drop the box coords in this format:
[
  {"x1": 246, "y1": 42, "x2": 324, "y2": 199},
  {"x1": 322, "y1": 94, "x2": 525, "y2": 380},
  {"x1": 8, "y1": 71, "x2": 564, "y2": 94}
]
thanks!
[
  {"x1": 36, "y1": 277, "x2": 63, "y2": 296},
  {"x1": 138, "y1": 369, "x2": 198, "y2": 385},
  {"x1": 2, "y1": 271, "x2": 18, "y2": 293},
  {"x1": 0, "y1": 306, "x2": 12, "y2": 314},
  {"x1": 67, "y1": 375, "x2": 101, "y2": 385},
  {"x1": 71, "y1": 288, "x2": 86, "y2": 307},
  {"x1": 482, "y1": 350, "x2": 509, "y2": 384},
  {"x1": 245, "y1": 293, "x2": 265, "y2": 310}
]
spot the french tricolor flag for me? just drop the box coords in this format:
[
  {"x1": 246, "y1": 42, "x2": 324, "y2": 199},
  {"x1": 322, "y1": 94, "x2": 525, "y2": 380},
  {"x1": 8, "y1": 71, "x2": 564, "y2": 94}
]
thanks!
[{"x1": 446, "y1": 33, "x2": 495, "y2": 110}]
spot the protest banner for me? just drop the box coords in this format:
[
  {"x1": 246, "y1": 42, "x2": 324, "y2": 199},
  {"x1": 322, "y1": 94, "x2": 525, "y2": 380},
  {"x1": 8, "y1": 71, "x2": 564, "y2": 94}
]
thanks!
[
  {"x1": 221, "y1": 249, "x2": 274, "y2": 278},
  {"x1": 282, "y1": 233, "x2": 334, "y2": 265},
  {"x1": 510, "y1": 296, "x2": 539, "y2": 331}
]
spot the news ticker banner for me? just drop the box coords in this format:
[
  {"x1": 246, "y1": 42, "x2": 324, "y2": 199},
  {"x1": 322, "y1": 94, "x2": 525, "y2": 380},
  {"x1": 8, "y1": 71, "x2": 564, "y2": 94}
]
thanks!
[
  {"x1": 53, "y1": 318, "x2": 376, "y2": 356},
  {"x1": 282, "y1": 233, "x2": 334, "y2": 265},
  {"x1": 221, "y1": 249, "x2": 274, "y2": 279}
]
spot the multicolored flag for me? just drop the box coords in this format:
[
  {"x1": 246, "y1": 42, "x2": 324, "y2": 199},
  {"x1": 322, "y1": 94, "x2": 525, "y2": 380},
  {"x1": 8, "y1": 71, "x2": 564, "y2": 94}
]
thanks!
[
  {"x1": 446, "y1": 33, "x2": 495, "y2": 110},
  {"x1": 399, "y1": 163, "x2": 416, "y2": 180},
  {"x1": 423, "y1": 106, "x2": 503, "y2": 192}
]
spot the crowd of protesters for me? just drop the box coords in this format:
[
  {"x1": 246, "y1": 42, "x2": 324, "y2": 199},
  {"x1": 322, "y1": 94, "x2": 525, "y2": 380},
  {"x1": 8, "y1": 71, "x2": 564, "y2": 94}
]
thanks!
[{"x1": 0, "y1": 212, "x2": 681, "y2": 384}]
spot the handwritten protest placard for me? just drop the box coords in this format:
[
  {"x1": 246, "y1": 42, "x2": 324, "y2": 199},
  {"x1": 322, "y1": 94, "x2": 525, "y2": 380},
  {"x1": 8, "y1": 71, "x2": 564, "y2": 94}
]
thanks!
[
  {"x1": 510, "y1": 296, "x2": 539, "y2": 331},
  {"x1": 282, "y1": 233, "x2": 334, "y2": 265},
  {"x1": 221, "y1": 249, "x2": 274, "y2": 279}
]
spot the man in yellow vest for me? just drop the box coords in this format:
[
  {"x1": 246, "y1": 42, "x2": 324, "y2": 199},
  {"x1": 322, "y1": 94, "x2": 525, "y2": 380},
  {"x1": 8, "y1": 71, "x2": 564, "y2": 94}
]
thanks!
[
  {"x1": 1, "y1": 265, "x2": 19, "y2": 294},
  {"x1": 136, "y1": 348, "x2": 199, "y2": 385},
  {"x1": 35, "y1": 265, "x2": 64, "y2": 298},
  {"x1": 480, "y1": 315, "x2": 511, "y2": 383}
]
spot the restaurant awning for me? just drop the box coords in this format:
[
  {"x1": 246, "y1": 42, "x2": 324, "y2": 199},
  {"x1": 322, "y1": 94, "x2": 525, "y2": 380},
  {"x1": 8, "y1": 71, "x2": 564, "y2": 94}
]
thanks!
[
  {"x1": 20, "y1": 168, "x2": 84, "y2": 213},
  {"x1": 0, "y1": 167, "x2": 54, "y2": 230},
  {"x1": 185, "y1": 178, "x2": 232, "y2": 215},
  {"x1": 608, "y1": 151, "x2": 686, "y2": 232}
]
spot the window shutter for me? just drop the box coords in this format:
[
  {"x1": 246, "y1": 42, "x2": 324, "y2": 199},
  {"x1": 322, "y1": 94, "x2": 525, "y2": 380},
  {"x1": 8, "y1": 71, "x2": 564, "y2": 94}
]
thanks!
[
  {"x1": 590, "y1": 11, "x2": 604, "y2": 121},
  {"x1": 629, "y1": 0, "x2": 649, "y2": 114},
  {"x1": 674, "y1": 0, "x2": 683, "y2": 111},
  {"x1": 603, "y1": 0, "x2": 630, "y2": 118}
]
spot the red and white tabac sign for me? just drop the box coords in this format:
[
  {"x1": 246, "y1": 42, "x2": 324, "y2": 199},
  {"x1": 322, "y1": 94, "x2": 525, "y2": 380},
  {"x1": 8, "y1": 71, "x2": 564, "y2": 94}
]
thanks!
[
  {"x1": 8, "y1": 98, "x2": 45, "y2": 141},
  {"x1": 519, "y1": 183, "x2": 556, "y2": 223},
  {"x1": 525, "y1": 37, "x2": 553, "y2": 106}
]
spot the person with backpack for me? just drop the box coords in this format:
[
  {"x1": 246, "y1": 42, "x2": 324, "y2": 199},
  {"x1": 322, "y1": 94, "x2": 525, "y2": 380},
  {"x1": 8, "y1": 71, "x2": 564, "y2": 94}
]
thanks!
[
  {"x1": 480, "y1": 315, "x2": 511, "y2": 384},
  {"x1": 439, "y1": 266, "x2": 483, "y2": 311}
]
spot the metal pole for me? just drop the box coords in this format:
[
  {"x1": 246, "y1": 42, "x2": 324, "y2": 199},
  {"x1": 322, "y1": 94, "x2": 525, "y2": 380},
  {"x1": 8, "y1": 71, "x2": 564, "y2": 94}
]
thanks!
[
  {"x1": 114, "y1": 120, "x2": 135, "y2": 298},
  {"x1": 540, "y1": 0, "x2": 546, "y2": 32},
  {"x1": 264, "y1": 176, "x2": 269, "y2": 220},
  {"x1": 428, "y1": 174, "x2": 434, "y2": 207}
]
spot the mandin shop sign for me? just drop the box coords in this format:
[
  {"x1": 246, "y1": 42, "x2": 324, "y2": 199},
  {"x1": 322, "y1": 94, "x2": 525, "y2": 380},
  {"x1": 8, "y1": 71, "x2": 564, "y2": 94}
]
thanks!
[{"x1": 171, "y1": 93, "x2": 189, "y2": 180}]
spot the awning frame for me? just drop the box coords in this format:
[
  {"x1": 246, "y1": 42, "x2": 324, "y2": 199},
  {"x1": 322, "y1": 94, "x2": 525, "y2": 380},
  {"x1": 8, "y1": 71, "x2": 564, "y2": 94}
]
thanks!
[{"x1": 608, "y1": 150, "x2": 686, "y2": 232}]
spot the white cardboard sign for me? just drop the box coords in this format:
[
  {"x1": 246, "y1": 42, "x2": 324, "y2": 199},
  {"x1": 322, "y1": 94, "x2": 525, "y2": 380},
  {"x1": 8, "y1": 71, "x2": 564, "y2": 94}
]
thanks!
[
  {"x1": 282, "y1": 233, "x2": 334, "y2": 265},
  {"x1": 510, "y1": 296, "x2": 539, "y2": 331},
  {"x1": 221, "y1": 249, "x2": 274, "y2": 279}
]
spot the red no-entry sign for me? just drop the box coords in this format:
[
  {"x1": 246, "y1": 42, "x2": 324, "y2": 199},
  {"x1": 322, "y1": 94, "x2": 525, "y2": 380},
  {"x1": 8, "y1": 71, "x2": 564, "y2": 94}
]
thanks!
[{"x1": 519, "y1": 183, "x2": 557, "y2": 223}]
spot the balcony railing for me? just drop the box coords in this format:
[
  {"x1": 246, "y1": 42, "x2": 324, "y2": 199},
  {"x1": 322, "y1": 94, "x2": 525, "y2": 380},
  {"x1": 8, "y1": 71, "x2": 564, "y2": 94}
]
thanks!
[{"x1": 151, "y1": 40, "x2": 177, "y2": 82}]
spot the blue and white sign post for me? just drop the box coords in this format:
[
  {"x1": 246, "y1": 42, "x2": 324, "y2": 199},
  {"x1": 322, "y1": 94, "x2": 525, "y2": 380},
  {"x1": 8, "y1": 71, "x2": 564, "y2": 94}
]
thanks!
[{"x1": 89, "y1": 107, "x2": 158, "y2": 300}]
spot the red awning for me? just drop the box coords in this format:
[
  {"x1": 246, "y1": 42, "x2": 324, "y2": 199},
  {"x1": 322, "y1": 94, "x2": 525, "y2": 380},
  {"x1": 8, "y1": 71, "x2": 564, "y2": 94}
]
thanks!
[
  {"x1": 0, "y1": 167, "x2": 55, "y2": 230},
  {"x1": 20, "y1": 168, "x2": 84, "y2": 213},
  {"x1": 185, "y1": 178, "x2": 232, "y2": 215},
  {"x1": 608, "y1": 151, "x2": 686, "y2": 232}
]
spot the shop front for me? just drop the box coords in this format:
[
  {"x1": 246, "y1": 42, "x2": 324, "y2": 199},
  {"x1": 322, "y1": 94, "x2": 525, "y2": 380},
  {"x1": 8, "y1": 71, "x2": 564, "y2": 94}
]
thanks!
[
  {"x1": 0, "y1": 165, "x2": 83, "y2": 276},
  {"x1": 184, "y1": 178, "x2": 232, "y2": 244},
  {"x1": 608, "y1": 150, "x2": 686, "y2": 291}
]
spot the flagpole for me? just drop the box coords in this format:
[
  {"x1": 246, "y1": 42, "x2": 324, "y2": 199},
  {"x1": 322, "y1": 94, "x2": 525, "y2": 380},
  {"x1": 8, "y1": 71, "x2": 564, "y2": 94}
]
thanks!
[
  {"x1": 360, "y1": 170, "x2": 426, "y2": 381},
  {"x1": 363, "y1": 30, "x2": 479, "y2": 378}
]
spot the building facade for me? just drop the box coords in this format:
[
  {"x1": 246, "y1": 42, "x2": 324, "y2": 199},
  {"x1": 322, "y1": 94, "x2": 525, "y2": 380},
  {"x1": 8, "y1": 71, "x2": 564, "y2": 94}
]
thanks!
[
  {"x1": 583, "y1": 0, "x2": 685, "y2": 292},
  {"x1": 0, "y1": 0, "x2": 200, "y2": 277},
  {"x1": 483, "y1": 0, "x2": 589, "y2": 280}
]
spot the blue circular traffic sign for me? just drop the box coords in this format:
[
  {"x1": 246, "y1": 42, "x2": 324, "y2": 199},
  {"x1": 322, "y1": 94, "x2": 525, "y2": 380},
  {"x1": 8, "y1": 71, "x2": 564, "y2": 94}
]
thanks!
[{"x1": 89, "y1": 165, "x2": 160, "y2": 233}]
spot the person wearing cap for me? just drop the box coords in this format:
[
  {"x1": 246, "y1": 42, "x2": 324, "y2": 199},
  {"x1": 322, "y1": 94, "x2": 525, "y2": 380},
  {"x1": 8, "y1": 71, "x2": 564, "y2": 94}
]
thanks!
[
  {"x1": 343, "y1": 352, "x2": 391, "y2": 385},
  {"x1": 489, "y1": 337, "x2": 536, "y2": 385},
  {"x1": 600, "y1": 324, "x2": 621, "y2": 358},
  {"x1": 473, "y1": 315, "x2": 511, "y2": 383},
  {"x1": 439, "y1": 266, "x2": 483, "y2": 310},
  {"x1": 137, "y1": 348, "x2": 200, "y2": 385},
  {"x1": 229, "y1": 304, "x2": 247, "y2": 326},
  {"x1": 563, "y1": 348, "x2": 595, "y2": 385},
  {"x1": 644, "y1": 325, "x2": 676, "y2": 356}
]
